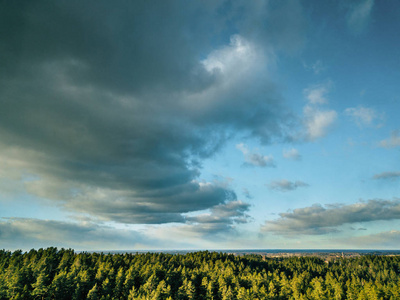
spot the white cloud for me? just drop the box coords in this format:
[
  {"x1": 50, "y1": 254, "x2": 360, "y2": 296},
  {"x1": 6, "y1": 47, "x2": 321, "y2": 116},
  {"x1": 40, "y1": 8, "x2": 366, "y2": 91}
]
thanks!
[
  {"x1": 300, "y1": 81, "x2": 337, "y2": 141},
  {"x1": 202, "y1": 35, "x2": 265, "y2": 81},
  {"x1": 303, "y1": 106, "x2": 337, "y2": 140},
  {"x1": 236, "y1": 143, "x2": 275, "y2": 167},
  {"x1": 303, "y1": 84, "x2": 329, "y2": 104},
  {"x1": 379, "y1": 131, "x2": 400, "y2": 148},
  {"x1": 283, "y1": 148, "x2": 301, "y2": 161}
]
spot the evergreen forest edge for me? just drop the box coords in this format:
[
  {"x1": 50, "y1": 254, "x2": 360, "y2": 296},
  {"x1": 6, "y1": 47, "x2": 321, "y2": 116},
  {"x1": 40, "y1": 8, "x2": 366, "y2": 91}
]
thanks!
[{"x1": 1, "y1": 247, "x2": 400, "y2": 299}]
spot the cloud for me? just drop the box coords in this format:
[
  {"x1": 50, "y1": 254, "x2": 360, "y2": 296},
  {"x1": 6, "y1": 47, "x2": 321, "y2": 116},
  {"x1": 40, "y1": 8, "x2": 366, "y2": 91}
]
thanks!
[
  {"x1": 348, "y1": 230, "x2": 400, "y2": 248},
  {"x1": 0, "y1": 218, "x2": 156, "y2": 251},
  {"x1": 262, "y1": 198, "x2": 400, "y2": 235},
  {"x1": 303, "y1": 84, "x2": 330, "y2": 104},
  {"x1": 185, "y1": 200, "x2": 251, "y2": 235},
  {"x1": 373, "y1": 172, "x2": 400, "y2": 180},
  {"x1": 379, "y1": 131, "x2": 400, "y2": 148},
  {"x1": 266, "y1": 179, "x2": 309, "y2": 192},
  {"x1": 346, "y1": 0, "x2": 374, "y2": 34},
  {"x1": 0, "y1": 1, "x2": 305, "y2": 224},
  {"x1": 303, "y1": 106, "x2": 337, "y2": 140},
  {"x1": 202, "y1": 35, "x2": 261, "y2": 79},
  {"x1": 283, "y1": 148, "x2": 301, "y2": 161},
  {"x1": 187, "y1": 200, "x2": 251, "y2": 225},
  {"x1": 236, "y1": 143, "x2": 275, "y2": 168},
  {"x1": 345, "y1": 106, "x2": 382, "y2": 128},
  {"x1": 300, "y1": 82, "x2": 337, "y2": 141}
]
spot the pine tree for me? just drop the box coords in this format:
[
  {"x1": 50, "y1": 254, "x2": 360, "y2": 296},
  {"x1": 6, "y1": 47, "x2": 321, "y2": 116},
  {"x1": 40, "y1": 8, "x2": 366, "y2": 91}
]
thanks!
[
  {"x1": 31, "y1": 271, "x2": 49, "y2": 300},
  {"x1": 87, "y1": 283, "x2": 99, "y2": 300}
]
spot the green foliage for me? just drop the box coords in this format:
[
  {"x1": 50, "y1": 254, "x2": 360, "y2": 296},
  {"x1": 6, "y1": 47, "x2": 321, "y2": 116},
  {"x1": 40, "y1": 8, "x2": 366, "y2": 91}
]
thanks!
[{"x1": 0, "y1": 249, "x2": 400, "y2": 299}]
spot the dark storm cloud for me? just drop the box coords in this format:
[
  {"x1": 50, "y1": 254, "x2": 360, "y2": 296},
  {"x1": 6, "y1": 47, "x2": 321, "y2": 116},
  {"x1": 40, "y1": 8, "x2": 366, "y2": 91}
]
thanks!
[
  {"x1": 262, "y1": 198, "x2": 400, "y2": 235},
  {"x1": 0, "y1": 0, "x2": 219, "y2": 94},
  {"x1": 0, "y1": 1, "x2": 305, "y2": 224}
]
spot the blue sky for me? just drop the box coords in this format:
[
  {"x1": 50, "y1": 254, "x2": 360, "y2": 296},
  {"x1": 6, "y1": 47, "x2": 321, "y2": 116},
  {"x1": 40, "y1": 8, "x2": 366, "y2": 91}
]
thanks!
[{"x1": 1, "y1": 0, "x2": 399, "y2": 251}]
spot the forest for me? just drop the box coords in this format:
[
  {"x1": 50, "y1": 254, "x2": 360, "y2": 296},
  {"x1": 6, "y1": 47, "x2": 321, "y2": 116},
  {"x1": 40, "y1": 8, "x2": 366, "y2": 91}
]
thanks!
[{"x1": 1, "y1": 247, "x2": 400, "y2": 300}]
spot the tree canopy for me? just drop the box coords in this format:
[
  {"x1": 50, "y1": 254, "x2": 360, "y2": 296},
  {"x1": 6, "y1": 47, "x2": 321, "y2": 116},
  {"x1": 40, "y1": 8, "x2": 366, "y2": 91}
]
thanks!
[{"x1": 1, "y1": 248, "x2": 400, "y2": 299}]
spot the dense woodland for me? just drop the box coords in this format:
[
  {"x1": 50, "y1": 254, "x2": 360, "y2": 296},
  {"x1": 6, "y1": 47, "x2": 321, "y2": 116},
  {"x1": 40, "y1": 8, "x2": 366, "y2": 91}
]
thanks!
[{"x1": 1, "y1": 248, "x2": 400, "y2": 299}]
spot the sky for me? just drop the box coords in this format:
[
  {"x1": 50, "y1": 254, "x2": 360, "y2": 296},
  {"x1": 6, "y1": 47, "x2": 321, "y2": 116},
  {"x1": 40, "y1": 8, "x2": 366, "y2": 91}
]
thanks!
[{"x1": 1, "y1": 0, "x2": 400, "y2": 251}]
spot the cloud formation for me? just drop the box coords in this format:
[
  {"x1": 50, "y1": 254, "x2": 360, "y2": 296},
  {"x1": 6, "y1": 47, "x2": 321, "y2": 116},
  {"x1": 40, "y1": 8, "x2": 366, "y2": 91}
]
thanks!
[
  {"x1": 0, "y1": 1, "x2": 306, "y2": 225},
  {"x1": 267, "y1": 180, "x2": 309, "y2": 192},
  {"x1": 236, "y1": 144, "x2": 275, "y2": 168},
  {"x1": 262, "y1": 198, "x2": 400, "y2": 235}
]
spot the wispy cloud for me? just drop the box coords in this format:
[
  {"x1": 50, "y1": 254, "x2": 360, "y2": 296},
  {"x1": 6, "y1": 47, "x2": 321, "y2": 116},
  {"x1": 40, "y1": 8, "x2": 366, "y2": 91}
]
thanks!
[
  {"x1": 242, "y1": 188, "x2": 253, "y2": 199},
  {"x1": 373, "y1": 172, "x2": 400, "y2": 180},
  {"x1": 283, "y1": 148, "x2": 302, "y2": 161},
  {"x1": 236, "y1": 143, "x2": 275, "y2": 167},
  {"x1": 266, "y1": 179, "x2": 309, "y2": 192},
  {"x1": 346, "y1": 0, "x2": 374, "y2": 34},
  {"x1": 262, "y1": 198, "x2": 400, "y2": 236},
  {"x1": 345, "y1": 106, "x2": 383, "y2": 128},
  {"x1": 303, "y1": 60, "x2": 324, "y2": 75},
  {"x1": 379, "y1": 131, "x2": 400, "y2": 148}
]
